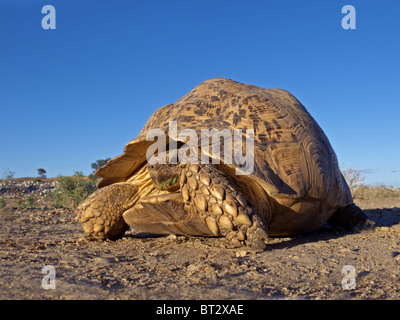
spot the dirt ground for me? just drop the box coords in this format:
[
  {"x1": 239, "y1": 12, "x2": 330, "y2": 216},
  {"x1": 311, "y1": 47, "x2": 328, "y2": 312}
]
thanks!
[{"x1": 1, "y1": 196, "x2": 400, "y2": 300}]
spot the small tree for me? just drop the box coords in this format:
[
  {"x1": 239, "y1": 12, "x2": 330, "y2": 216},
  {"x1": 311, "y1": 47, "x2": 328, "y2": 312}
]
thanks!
[
  {"x1": 91, "y1": 158, "x2": 111, "y2": 173},
  {"x1": 341, "y1": 164, "x2": 365, "y2": 188},
  {"x1": 37, "y1": 168, "x2": 47, "y2": 179},
  {"x1": 3, "y1": 168, "x2": 15, "y2": 180}
]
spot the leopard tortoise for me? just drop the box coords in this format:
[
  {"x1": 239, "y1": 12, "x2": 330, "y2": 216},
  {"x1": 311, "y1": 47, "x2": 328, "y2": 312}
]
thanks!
[{"x1": 77, "y1": 78, "x2": 370, "y2": 249}]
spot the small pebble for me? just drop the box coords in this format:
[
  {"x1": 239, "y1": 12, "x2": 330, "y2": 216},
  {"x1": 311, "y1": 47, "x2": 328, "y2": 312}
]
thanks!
[{"x1": 236, "y1": 250, "x2": 247, "y2": 258}]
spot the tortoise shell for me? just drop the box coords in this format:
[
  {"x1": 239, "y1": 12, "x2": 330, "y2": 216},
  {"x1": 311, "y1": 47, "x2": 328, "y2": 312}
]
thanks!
[{"x1": 95, "y1": 78, "x2": 352, "y2": 235}]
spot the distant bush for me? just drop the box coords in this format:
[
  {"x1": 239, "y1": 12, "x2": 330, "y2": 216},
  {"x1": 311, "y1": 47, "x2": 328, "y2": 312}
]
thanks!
[
  {"x1": 352, "y1": 184, "x2": 400, "y2": 200},
  {"x1": 50, "y1": 171, "x2": 97, "y2": 209},
  {"x1": 91, "y1": 158, "x2": 111, "y2": 173},
  {"x1": 340, "y1": 164, "x2": 400, "y2": 200}
]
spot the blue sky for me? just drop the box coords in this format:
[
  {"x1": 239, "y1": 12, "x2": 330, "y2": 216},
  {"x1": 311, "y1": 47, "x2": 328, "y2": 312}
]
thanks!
[{"x1": 0, "y1": 0, "x2": 399, "y2": 186}]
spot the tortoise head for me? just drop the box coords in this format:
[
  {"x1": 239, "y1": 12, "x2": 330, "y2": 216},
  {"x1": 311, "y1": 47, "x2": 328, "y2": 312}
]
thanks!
[
  {"x1": 147, "y1": 147, "x2": 180, "y2": 191},
  {"x1": 147, "y1": 162, "x2": 180, "y2": 192}
]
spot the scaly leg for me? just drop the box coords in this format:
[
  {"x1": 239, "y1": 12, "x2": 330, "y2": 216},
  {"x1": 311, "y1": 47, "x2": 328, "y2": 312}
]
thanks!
[
  {"x1": 180, "y1": 163, "x2": 268, "y2": 249},
  {"x1": 77, "y1": 183, "x2": 140, "y2": 240}
]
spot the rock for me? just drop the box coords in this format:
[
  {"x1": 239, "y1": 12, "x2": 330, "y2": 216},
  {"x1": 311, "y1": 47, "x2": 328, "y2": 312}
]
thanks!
[
  {"x1": 0, "y1": 181, "x2": 56, "y2": 198},
  {"x1": 236, "y1": 250, "x2": 248, "y2": 258},
  {"x1": 166, "y1": 234, "x2": 177, "y2": 241}
]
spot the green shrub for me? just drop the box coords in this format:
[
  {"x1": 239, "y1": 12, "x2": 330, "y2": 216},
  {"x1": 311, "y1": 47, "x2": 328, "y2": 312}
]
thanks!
[
  {"x1": 25, "y1": 195, "x2": 34, "y2": 208},
  {"x1": 0, "y1": 197, "x2": 6, "y2": 209},
  {"x1": 51, "y1": 171, "x2": 97, "y2": 209}
]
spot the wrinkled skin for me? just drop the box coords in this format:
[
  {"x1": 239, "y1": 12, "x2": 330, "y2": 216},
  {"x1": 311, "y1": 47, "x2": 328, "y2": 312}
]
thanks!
[{"x1": 147, "y1": 163, "x2": 180, "y2": 192}]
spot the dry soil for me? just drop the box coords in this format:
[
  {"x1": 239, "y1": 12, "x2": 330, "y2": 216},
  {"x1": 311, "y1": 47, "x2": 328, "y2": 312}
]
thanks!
[{"x1": 1, "y1": 197, "x2": 400, "y2": 300}]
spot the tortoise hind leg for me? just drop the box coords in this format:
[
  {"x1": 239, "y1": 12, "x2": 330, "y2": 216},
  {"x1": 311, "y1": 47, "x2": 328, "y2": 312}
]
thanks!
[
  {"x1": 180, "y1": 163, "x2": 269, "y2": 250},
  {"x1": 328, "y1": 203, "x2": 375, "y2": 230}
]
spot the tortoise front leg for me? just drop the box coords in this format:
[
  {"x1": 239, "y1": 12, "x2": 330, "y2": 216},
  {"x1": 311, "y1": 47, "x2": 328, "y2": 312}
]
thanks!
[
  {"x1": 180, "y1": 163, "x2": 269, "y2": 250},
  {"x1": 77, "y1": 183, "x2": 140, "y2": 240}
]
